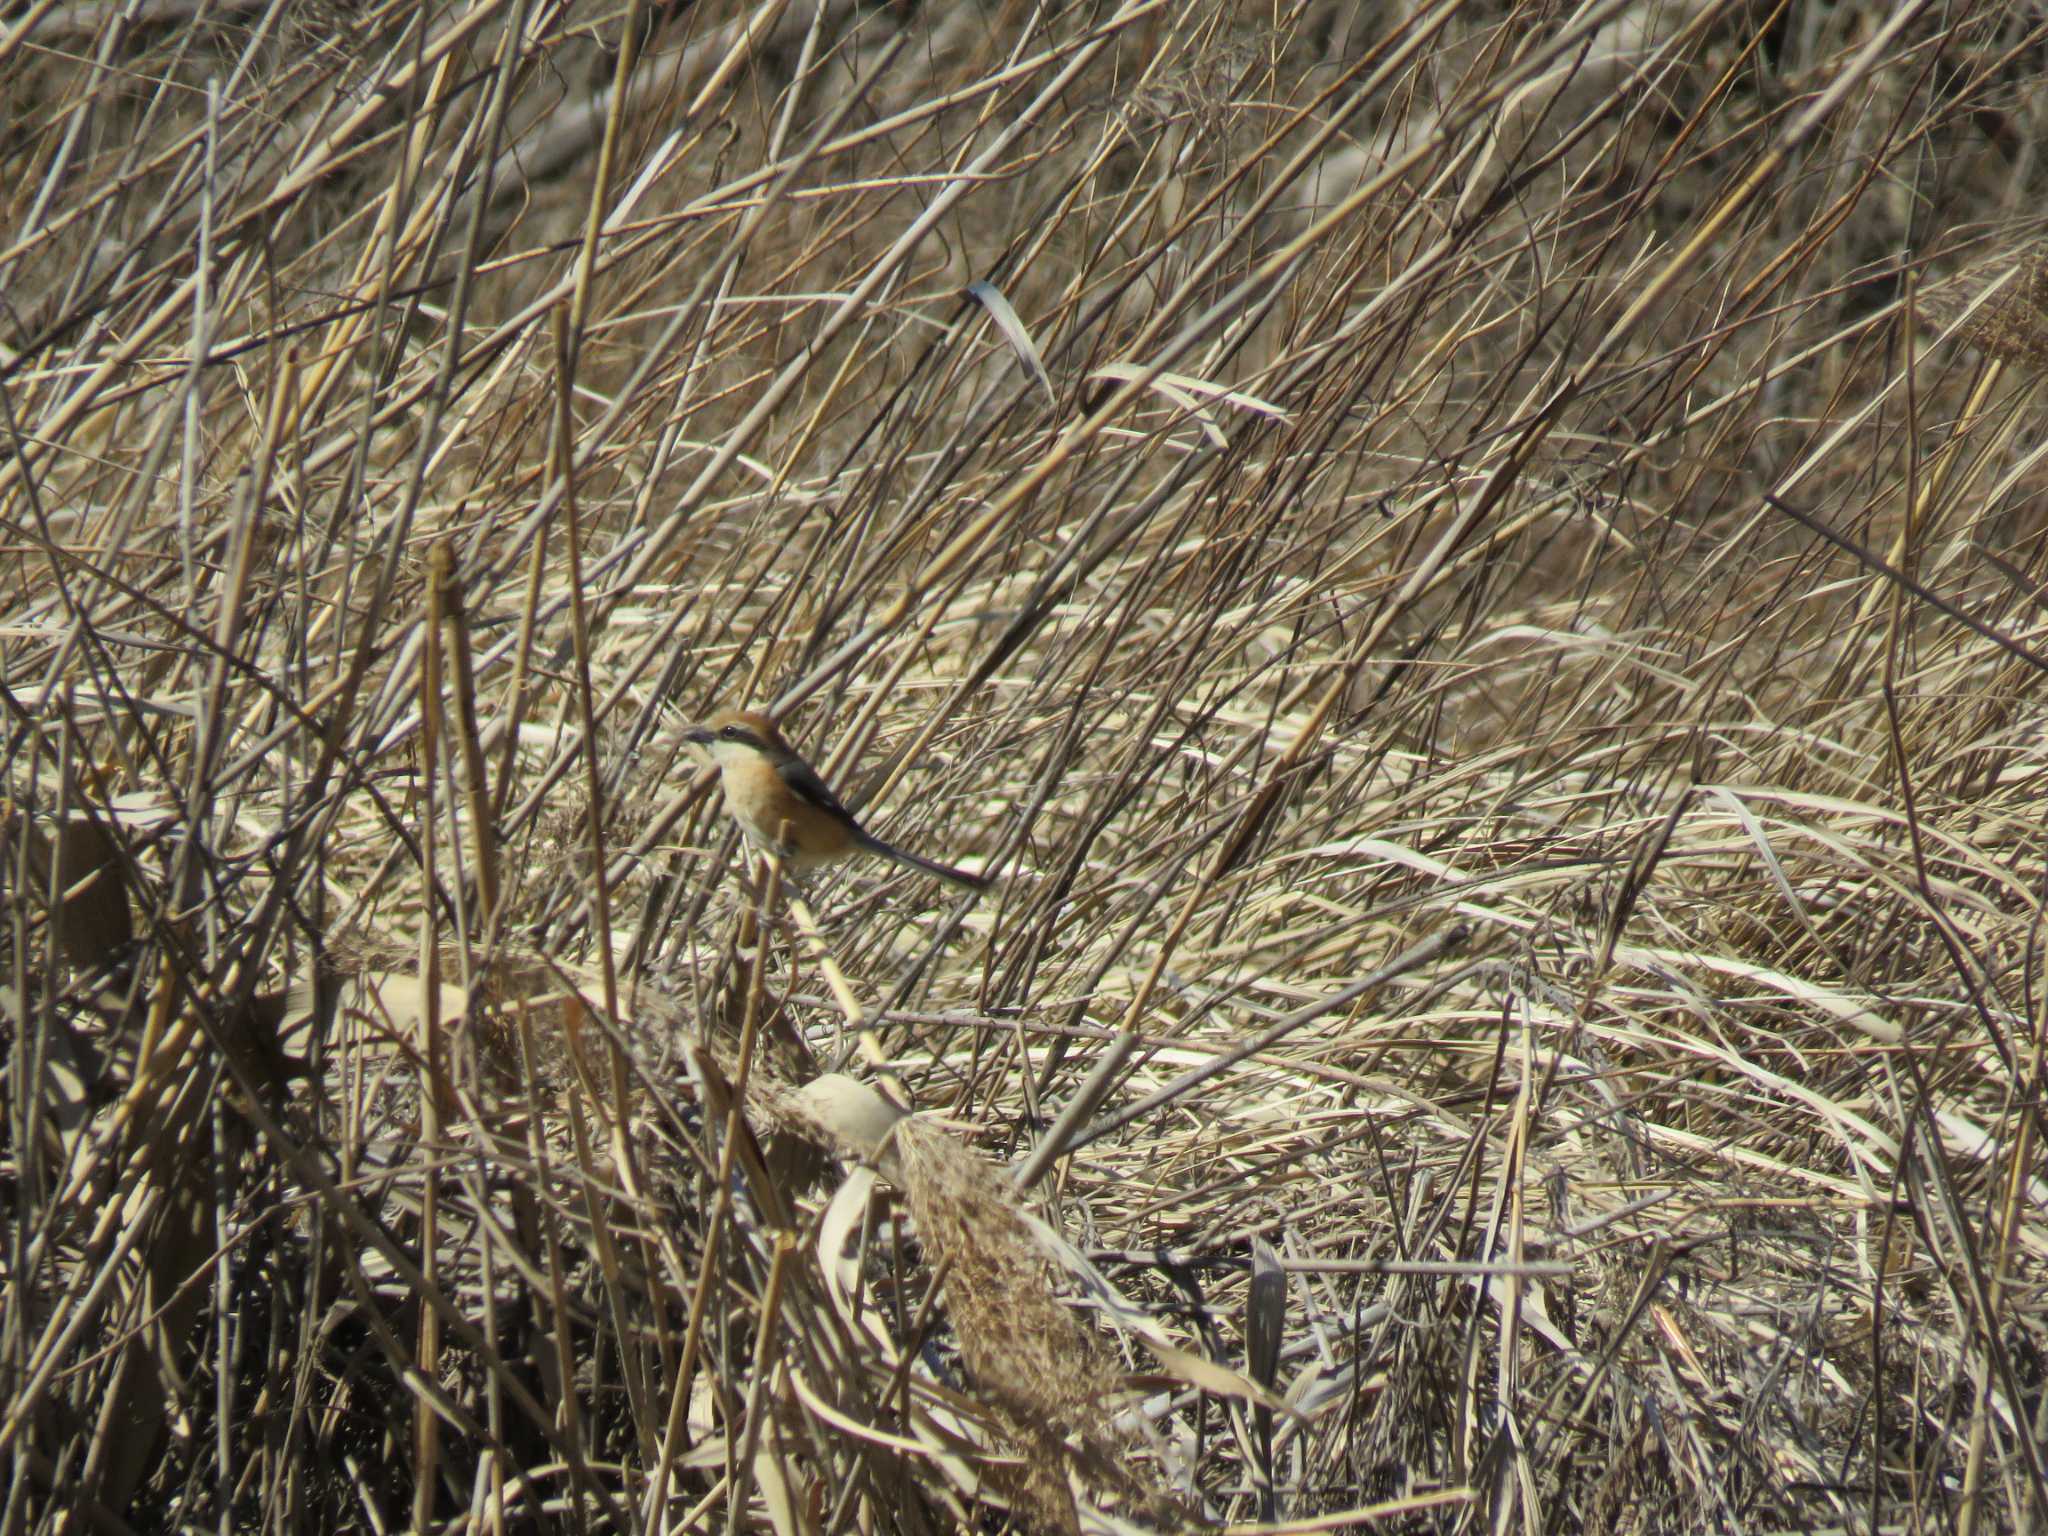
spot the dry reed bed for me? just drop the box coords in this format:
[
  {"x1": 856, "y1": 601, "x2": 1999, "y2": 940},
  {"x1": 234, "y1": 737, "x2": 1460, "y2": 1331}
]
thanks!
[{"x1": 6, "y1": 0, "x2": 2048, "y2": 1530}]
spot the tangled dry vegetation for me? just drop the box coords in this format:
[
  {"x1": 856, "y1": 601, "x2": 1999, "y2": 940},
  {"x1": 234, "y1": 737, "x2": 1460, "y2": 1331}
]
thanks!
[{"x1": 10, "y1": 0, "x2": 2048, "y2": 1530}]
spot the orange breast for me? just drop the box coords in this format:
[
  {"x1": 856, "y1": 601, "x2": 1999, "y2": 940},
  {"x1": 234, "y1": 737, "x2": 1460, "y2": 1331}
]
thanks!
[{"x1": 722, "y1": 762, "x2": 854, "y2": 864}]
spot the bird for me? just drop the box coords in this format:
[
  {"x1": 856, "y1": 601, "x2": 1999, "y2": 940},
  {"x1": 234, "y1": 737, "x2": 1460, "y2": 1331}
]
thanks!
[{"x1": 685, "y1": 706, "x2": 991, "y2": 891}]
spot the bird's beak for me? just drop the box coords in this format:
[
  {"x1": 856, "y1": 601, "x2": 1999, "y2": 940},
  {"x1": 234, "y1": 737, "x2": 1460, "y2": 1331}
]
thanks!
[{"x1": 683, "y1": 725, "x2": 714, "y2": 746}]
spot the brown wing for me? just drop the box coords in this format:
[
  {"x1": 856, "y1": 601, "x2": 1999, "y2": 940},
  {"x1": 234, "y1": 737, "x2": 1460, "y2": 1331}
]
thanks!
[{"x1": 775, "y1": 753, "x2": 857, "y2": 824}]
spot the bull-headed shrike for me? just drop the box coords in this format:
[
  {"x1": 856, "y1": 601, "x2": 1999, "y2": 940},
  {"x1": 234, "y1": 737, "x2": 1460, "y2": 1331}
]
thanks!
[{"x1": 685, "y1": 707, "x2": 990, "y2": 891}]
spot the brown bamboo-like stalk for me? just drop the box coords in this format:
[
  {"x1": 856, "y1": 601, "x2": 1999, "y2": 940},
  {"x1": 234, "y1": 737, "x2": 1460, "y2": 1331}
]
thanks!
[
  {"x1": 644, "y1": 855, "x2": 777, "y2": 1536},
  {"x1": 512, "y1": 994, "x2": 598, "y2": 1535},
  {"x1": 415, "y1": 533, "x2": 448, "y2": 1534},
  {"x1": 437, "y1": 538, "x2": 501, "y2": 927}
]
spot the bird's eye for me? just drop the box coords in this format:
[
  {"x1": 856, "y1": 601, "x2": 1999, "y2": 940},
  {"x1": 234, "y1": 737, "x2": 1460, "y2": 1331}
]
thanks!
[{"x1": 720, "y1": 725, "x2": 741, "y2": 741}]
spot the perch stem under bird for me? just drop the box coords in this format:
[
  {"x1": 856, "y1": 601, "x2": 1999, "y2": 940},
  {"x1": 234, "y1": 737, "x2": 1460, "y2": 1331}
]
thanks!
[{"x1": 686, "y1": 707, "x2": 990, "y2": 891}]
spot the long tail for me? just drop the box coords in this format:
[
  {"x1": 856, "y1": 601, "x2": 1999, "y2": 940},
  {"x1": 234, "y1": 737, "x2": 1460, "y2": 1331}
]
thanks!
[{"x1": 854, "y1": 828, "x2": 991, "y2": 890}]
